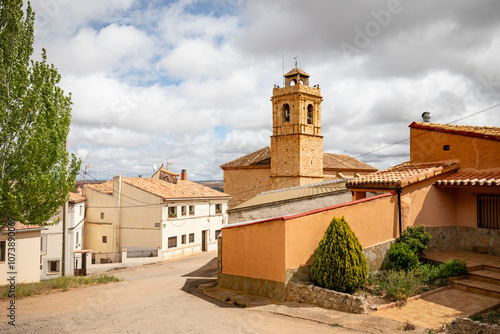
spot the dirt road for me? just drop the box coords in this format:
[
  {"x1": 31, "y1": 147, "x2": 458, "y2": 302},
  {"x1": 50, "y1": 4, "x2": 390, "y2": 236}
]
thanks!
[{"x1": 0, "y1": 253, "x2": 360, "y2": 333}]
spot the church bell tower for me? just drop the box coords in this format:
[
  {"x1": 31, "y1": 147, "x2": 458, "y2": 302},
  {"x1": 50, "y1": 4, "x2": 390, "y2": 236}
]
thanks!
[{"x1": 270, "y1": 67, "x2": 324, "y2": 189}]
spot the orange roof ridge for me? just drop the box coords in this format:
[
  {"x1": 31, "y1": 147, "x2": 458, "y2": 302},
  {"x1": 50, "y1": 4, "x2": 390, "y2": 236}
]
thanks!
[{"x1": 410, "y1": 122, "x2": 500, "y2": 141}]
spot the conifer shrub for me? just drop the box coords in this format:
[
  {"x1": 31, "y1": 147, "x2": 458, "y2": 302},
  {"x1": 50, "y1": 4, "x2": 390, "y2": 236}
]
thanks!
[
  {"x1": 387, "y1": 242, "x2": 419, "y2": 271},
  {"x1": 310, "y1": 216, "x2": 367, "y2": 293}
]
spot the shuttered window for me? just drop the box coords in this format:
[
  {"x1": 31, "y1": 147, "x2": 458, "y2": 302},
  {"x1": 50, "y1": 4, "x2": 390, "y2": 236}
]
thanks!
[{"x1": 477, "y1": 195, "x2": 500, "y2": 229}]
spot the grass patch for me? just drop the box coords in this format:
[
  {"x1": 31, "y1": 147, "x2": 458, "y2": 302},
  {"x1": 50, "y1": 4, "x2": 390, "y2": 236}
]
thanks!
[
  {"x1": 469, "y1": 310, "x2": 500, "y2": 325},
  {"x1": 0, "y1": 274, "x2": 120, "y2": 300}
]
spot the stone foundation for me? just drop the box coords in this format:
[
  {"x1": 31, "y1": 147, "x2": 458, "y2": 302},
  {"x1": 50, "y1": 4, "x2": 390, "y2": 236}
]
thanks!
[
  {"x1": 427, "y1": 226, "x2": 500, "y2": 256},
  {"x1": 445, "y1": 317, "x2": 500, "y2": 334},
  {"x1": 286, "y1": 282, "x2": 369, "y2": 314},
  {"x1": 363, "y1": 240, "x2": 393, "y2": 271},
  {"x1": 218, "y1": 273, "x2": 287, "y2": 302}
]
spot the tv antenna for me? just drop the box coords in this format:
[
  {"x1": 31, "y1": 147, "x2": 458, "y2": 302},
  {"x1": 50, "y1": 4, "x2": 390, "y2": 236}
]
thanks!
[{"x1": 294, "y1": 56, "x2": 298, "y2": 68}]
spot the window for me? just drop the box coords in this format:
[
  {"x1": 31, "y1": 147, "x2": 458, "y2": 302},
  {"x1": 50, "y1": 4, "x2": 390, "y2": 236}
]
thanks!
[
  {"x1": 76, "y1": 231, "x2": 80, "y2": 246},
  {"x1": 181, "y1": 206, "x2": 186, "y2": 216},
  {"x1": 283, "y1": 104, "x2": 290, "y2": 122},
  {"x1": 168, "y1": 207, "x2": 177, "y2": 218},
  {"x1": 189, "y1": 233, "x2": 195, "y2": 243},
  {"x1": 189, "y1": 205, "x2": 195, "y2": 215},
  {"x1": 215, "y1": 204, "x2": 222, "y2": 214},
  {"x1": 307, "y1": 104, "x2": 313, "y2": 125},
  {"x1": 102, "y1": 236, "x2": 107, "y2": 243},
  {"x1": 478, "y1": 195, "x2": 500, "y2": 229},
  {"x1": 168, "y1": 236, "x2": 177, "y2": 248},
  {"x1": 0, "y1": 241, "x2": 5, "y2": 262},
  {"x1": 215, "y1": 230, "x2": 222, "y2": 239},
  {"x1": 40, "y1": 234, "x2": 47, "y2": 252},
  {"x1": 181, "y1": 234, "x2": 186, "y2": 244},
  {"x1": 48, "y1": 260, "x2": 60, "y2": 273},
  {"x1": 100, "y1": 212, "x2": 104, "y2": 219},
  {"x1": 79, "y1": 205, "x2": 83, "y2": 216}
]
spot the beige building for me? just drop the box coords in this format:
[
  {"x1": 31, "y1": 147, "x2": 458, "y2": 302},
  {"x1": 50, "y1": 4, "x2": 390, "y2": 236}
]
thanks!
[
  {"x1": 221, "y1": 67, "x2": 377, "y2": 207},
  {"x1": 84, "y1": 167, "x2": 230, "y2": 262},
  {"x1": 40, "y1": 192, "x2": 86, "y2": 279},
  {"x1": 1, "y1": 222, "x2": 44, "y2": 284}
]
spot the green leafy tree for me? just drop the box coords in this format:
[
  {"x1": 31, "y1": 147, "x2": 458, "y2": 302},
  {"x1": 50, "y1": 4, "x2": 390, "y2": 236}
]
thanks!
[
  {"x1": 310, "y1": 216, "x2": 367, "y2": 293},
  {"x1": 0, "y1": 0, "x2": 80, "y2": 232}
]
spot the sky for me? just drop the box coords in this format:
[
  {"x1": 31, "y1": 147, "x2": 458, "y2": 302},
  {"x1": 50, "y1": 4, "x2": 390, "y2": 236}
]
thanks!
[{"x1": 30, "y1": 0, "x2": 500, "y2": 181}]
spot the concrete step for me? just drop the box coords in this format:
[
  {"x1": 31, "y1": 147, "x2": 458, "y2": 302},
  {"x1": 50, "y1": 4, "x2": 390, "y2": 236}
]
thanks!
[
  {"x1": 451, "y1": 278, "x2": 500, "y2": 299},
  {"x1": 484, "y1": 265, "x2": 500, "y2": 274},
  {"x1": 468, "y1": 269, "x2": 500, "y2": 286}
]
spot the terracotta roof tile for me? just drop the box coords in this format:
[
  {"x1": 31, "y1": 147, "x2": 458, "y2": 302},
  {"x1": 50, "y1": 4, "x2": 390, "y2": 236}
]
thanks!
[
  {"x1": 410, "y1": 122, "x2": 500, "y2": 141},
  {"x1": 2, "y1": 221, "x2": 45, "y2": 233},
  {"x1": 69, "y1": 192, "x2": 86, "y2": 203},
  {"x1": 86, "y1": 181, "x2": 113, "y2": 195},
  {"x1": 347, "y1": 161, "x2": 459, "y2": 189},
  {"x1": 221, "y1": 147, "x2": 377, "y2": 171},
  {"x1": 86, "y1": 178, "x2": 230, "y2": 200},
  {"x1": 122, "y1": 177, "x2": 230, "y2": 200},
  {"x1": 157, "y1": 165, "x2": 179, "y2": 176},
  {"x1": 435, "y1": 169, "x2": 500, "y2": 187}
]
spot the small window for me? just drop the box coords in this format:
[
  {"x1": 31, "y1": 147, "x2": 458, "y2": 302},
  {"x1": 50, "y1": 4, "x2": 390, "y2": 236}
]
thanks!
[
  {"x1": 102, "y1": 236, "x2": 107, "y2": 243},
  {"x1": 181, "y1": 235, "x2": 186, "y2": 244},
  {"x1": 215, "y1": 204, "x2": 222, "y2": 214},
  {"x1": 79, "y1": 205, "x2": 83, "y2": 216},
  {"x1": 168, "y1": 236, "x2": 177, "y2": 248},
  {"x1": 40, "y1": 234, "x2": 47, "y2": 252},
  {"x1": 181, "y1": 206, "x2": 186, "y2": 216},
  {"x1": 215, "y1": 230, "x2": 222, "y2": 239},
  {"x1": 283, "y1": 104, "x2": 290, "y2": 122},
  {"x1": 0, "y1": 241, "x2": 5, "y2": 262},
  {"x1": 189, "y1": 233, "x2": 195, "y2": 243},
  {"x1": 478, "y1": 195, "x2": 500, "y2": 229},
  {"x1": 189, "y1": 205, "x2": 195, "y2": 215},
  {"x1": 48, "y1": 260, "x2": 60, "y2": 273},
  {"x1": 307, "y1": 104, "x2": 313, "y2": 125},
  {"x1": 100, "y1": 212, "x2": 104, "y2": 219},
  {"x1": 168, "y1": 207, "x2": 177, "y2": 218},
  {"x1": 76, "y1": 231, "x2": 80, "y2": 246}
]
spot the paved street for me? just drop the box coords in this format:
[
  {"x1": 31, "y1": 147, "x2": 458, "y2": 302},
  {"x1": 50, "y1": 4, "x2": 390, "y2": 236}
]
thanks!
[{"x1": 0, "y1": 253, "x2": 359, "y2": 333}]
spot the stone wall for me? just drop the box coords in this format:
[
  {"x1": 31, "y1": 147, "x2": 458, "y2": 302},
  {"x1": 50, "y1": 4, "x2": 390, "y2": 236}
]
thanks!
[
  {"x1": 362, "y1": 240, "x2": 393, "y2": 271},
  {"x1": 286, "y1": 282, "x2": 369, "y2": 314},
  {"x1": 445, "y1": 317, "x2": 500, "y2": 334},
  {"x1": 218, "y1": 273, "x2": 287, "y2": 301},
  {"x1": 426, "y1": 226, "x2": 500, "y2": 256}
]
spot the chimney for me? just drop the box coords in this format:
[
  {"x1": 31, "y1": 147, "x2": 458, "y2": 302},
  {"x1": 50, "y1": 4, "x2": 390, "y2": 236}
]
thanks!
[
  {"x1": 181, "y1": 169, "x2": 187, "y2": 181},
  {"x1": 422, "y1": 111, "x2": 431, "y2": 123}
]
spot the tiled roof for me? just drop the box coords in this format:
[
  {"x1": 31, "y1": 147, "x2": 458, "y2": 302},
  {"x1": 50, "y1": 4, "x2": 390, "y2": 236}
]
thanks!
[
  {"x1": 231, "y1": 179, "x2": 349, "y2": 211},
  {"x1": 435, "y1": 170, "x2": 500, "y2": 187},
  {"x1": 86, "y1": 182, "x2": 113, "y2": 195},
  {"x1": 69, "y1": 192, "x2": 86, "y2": 203},
  {"x1": 347, "y1": 161, "x2": 459, "y2": 189},
  {"x1": 86, "y1": 177, "x2": 230, "y2": 200},
  {"x1": 221, "y1": 146, "x2": 377, "y2": 171},
  {"x1": 323, "y1": 153, "x2": 378, "y2": 171},
  {"x1": 284, "y1": 67, "x2": 310, "y2": 77},
  {"x1": 2, "y1": 221, "x2": 45, "y2": 233},
  {"x1": 410, "y1": 122, "x2": 500, "y2": 141},
  {"x1": 123, "y1": 177, "x2": 230, "y2": 200},
  {"x1": 220, "y1": 147, "x2": 271, "y2": 168}
]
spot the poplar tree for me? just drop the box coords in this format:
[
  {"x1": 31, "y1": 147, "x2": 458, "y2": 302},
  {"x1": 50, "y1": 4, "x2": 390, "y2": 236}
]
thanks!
[{"x1": 0, "y1": 0, "x2": 80, "y2": 232}]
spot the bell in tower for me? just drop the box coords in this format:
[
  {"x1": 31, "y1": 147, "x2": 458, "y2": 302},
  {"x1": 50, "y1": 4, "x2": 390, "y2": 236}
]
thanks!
[{"x1": 270, "y1": 66, "x2": 324, "y2": 190}]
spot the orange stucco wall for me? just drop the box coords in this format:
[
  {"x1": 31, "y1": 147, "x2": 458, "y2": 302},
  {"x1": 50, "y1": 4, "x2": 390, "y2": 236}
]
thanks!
[
  {"x1": 222, "y1": 193, "x2": 398, "y2": 283},
  {"x1": 284, "y1": 193, "x2": 398, "y2": 271},
  {"x1": 222, "y1": 219, "x2": 286, "y2": 282},
  {"x1": 410, "y1": 128, "x2": 500, "y2": 169}
]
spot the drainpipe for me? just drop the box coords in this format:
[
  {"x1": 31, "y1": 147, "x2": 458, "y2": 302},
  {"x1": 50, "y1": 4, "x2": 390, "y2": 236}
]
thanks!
[{"x1": 397, "y1": 187, "x2": 402, "y2": 237}]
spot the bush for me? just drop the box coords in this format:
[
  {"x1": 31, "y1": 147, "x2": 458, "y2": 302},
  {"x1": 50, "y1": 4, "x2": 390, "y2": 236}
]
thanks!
[
  {"x1": 417, "y1": 263, "x2": 440, "y2": 284},
  {"x1": 397, "y1": 225, "x2": 432, "y2": 256},
  {"x1": 437, "y1": 259, "x2": 468, "y2": 279},
  {"x1": 387, "y1": 242, "x2": 420, "y2": 271},
  {"x1": 379, "y1": 269, "x2": 422, "y2": 301},
  {"x1": 310, "y1": 216, "x2": 367, "y2": 293}
]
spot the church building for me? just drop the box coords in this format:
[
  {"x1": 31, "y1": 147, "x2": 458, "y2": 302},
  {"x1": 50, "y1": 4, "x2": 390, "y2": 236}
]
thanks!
[{"x1": 221, "y1": 67, "x2": 377, "y2": 207}]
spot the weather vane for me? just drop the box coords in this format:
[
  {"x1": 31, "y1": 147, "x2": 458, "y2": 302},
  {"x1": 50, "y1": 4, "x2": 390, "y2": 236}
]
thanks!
[{"x1": 294, "y1": 56, "x2": 298, "y2": 68}]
